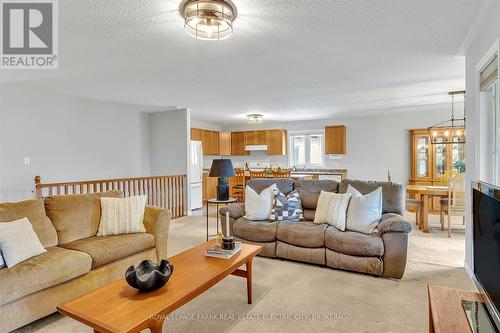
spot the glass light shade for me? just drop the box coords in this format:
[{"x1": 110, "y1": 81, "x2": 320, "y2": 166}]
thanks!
[
  {"x1": 179, "y1": 0, "x2": 237, "y2": 41},
  {"x1": 247, "y1": 114, "x2": 263, "y2": 123}
]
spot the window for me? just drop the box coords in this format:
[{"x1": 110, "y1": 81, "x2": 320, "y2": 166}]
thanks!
[
  {"x1": 289, "y1": 133, "x2": 324, "y2": 168},
  {"x1": 478, "y1": 53, "x2": 499, "y2": 185}
]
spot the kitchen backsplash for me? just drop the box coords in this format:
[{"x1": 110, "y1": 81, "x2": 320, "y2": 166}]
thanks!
[{"x1": 203, "y1": 150, "x2": 343, "y2": 170}]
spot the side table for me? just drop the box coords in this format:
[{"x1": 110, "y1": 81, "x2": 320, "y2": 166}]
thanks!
[{"x1": 206, "y1": 198, "x2": 237, "y2": 241}]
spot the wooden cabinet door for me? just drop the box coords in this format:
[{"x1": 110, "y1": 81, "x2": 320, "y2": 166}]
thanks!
[
  {"x1": 202, "y1": 130, "x2": 220, "y2": 155},
  {"x1": 266, "y1": 129, "x2": 287, "y2": 155},
  {"x1": 325, "y1": 125, "x2": 346, "y2": 154},
  {"x1": 191, "y1": 128, "x2": 203, "y2": 141},
  {"x1": 231, "y1": 131, "x2": 248, "y2": 155},
  {"x1": 409, "y1": 130, "x2": 432, "y2": 182},
  {"x1": 219, "y1": 132, "x2": 231, "y2": 156},
  {"x1": 244, "y1": 131, "x2": 257, "y2": 145},
  {"x1": 257, "y1": 130, "x2": 267, "y2": 145}
]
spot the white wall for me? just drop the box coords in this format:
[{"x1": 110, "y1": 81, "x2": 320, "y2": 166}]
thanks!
[
  {"x1": 0, "y1": 86, "x2": 150, "y2": 201},
  {"x1": 149, "y1": 109, "x2": 190, "y2": 213},
  {"x1": 149, "y1": 109, "x2": 190, "y2": 176},
  {"x1": 464, "y1": 1, "x2": 500, "y2": 271},
  {"x1": 201, "y1": 105, "x2": 452, "y2": 185}
]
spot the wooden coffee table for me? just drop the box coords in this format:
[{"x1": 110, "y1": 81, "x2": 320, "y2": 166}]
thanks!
[{"x1": 58, "y1": 241, "x2": 261, "y2": 333}]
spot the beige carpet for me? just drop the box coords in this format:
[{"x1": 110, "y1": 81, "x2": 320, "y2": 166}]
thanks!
[{"x1": 15, "y1": 212, "x2": 472, "y2": 333}]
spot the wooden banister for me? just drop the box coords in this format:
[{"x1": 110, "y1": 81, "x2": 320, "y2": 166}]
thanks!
[{"x1": 34, "y1": 175, "x2": 187, "y2": 219}]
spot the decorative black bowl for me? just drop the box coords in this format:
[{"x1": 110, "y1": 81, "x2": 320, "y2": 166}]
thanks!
[{"x1": 125, "y1": 260, "x2": 174, "y2": 292}]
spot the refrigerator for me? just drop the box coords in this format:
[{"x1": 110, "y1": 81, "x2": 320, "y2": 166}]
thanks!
[{"x1": 190, "y1": 140, "x2": 203, "y2": 210}]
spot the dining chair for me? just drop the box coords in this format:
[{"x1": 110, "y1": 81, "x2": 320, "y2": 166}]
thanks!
[
  {"x1": 231, "y1": 168, "x2": 245, "y2": 202},
  {"x1": 440, "y1": 172, "x2": 466, "y2": 237},
  {"x1": 272, "y1": 169, "x2": 291, "y2": 178},
  {"x1": 405, "y1": 198, "x2": 421, "y2": 226},
  {"x1": 249, "y1": 170, "x2": 268, "y2": 179}
]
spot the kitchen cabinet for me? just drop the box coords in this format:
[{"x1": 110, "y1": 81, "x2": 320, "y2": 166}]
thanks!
[
  {"x1": 231, "y1": 131, "x2": 248, "y2": 155},
  {"x1": 191, "y1": 128, "x2": 203, "y2": 141},
  {"x1": 244, "y1": 130, "x2": 267, "y2": 145},
  {"x1": 201, "y1": 130, "x2": 220, "y2": 155},
  {"x1": 219, "y1": 132, "x2": 231, "y2": 156},
  {"x1": 325, "y1": 125, "x2": 346, "y2": 154},
  {"x1": 266, "y1": 129, "x2": 287, "y2": 155},
  {"x1": 409, "y1": 128, "x2": 466, "y2": 213},
  {"x1": 202, "y1": 172, "x2": 218, "y2": 202}
]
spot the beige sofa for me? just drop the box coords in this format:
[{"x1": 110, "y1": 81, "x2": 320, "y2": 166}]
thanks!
[
  {"x1": 220, "y1": 178, "x2": 412, "y2": 279},
  {"x1": 0, "y1": 191, "x2": 170, "y2": 333}
]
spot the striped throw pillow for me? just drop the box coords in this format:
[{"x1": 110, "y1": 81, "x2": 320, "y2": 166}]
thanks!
[
  {"x1": 313, "y1": 191, "x2": 352, "y2": 231},
  {"x1": 97, "y1": 195, "x2": 147, "y2": 236}
]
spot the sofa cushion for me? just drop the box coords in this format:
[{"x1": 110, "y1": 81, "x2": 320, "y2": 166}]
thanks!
[
  {"x1": 324, "y1": 226, "x2": 384, "y2": 257},
  {"x1": 60, "y1": 233, "x2": 155, "y2": 269},
  {"x1": 247, "y1": 178, "x2": 295, "y2": 196},
  {"x1": 44, "y1": 190, "x2": 123, "y2": 244},
  {"x1": 232, "y1": 217, "x2": 279, "y2": 242},
  {"x1": 276, "y1": 241, "x2": 325, "y2": 265},
  {"x1": 0, "y1": 246, "x2": 92, "y2": 306},
  {"x1": 339, "y1": 180, "x2": 405, "y2": 215},
  {"x1": 294, "y1": 179, "x2": 339, "y2": 210},
  {"x1": 276, "y1": 221, "x2": 327, "y2": 248},
  {"x1": 0, "y1": 200, "x2": 58, "y2": 248},
  {"x1": 303, "y1": 209, "x2": 315, "y2": 221},
  {"x1": 326, "y1": 249, "x2": 383, "y2": 276}
]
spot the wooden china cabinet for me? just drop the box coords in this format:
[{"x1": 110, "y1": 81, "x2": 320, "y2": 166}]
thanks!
[{"x1": 409, "y1": 128, "x2": 466, "y2": 213}]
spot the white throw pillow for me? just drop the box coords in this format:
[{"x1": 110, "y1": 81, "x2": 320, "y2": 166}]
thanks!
[
  {"x1": 244, "y1": 184, "x2": 277, "y2": 220},
  {"x1": 346, "y1": 185, "x2": 383, "y2": 234},
  {"x1": 98, "y1": 195, "x2": 147, "y2": 236},
  {"x1": 313, "y1": 191, "x2": 352, "y2": 231},
  {"x1": 0, "y1": 217, "x2": 47, "y2": 268}
]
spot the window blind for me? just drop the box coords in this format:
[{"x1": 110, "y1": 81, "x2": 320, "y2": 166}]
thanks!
[{"x1": 480, "y1": 55, "x2": 498, "y2": 90}]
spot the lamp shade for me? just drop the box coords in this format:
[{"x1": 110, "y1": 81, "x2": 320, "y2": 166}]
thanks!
[{"x1": 209, "y1": 159, "x2": 235, "y2": 177}]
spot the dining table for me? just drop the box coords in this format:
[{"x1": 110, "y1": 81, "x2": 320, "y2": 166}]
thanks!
[{"x1": 406, "y1": 185, "x2": 451, "y2": 233}]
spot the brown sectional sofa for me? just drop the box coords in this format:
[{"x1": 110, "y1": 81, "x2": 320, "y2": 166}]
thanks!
[
  {"x1": 0, "y1": 191, "x2": 170, "y2": 332},
  {"x1": 220, "y1": 178, "x2": 412, "y2": 279}
]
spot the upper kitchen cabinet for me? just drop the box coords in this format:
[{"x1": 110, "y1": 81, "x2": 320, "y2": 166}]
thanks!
[
  {"x1": 325, "y1": 125, "x2": 346, "y2": 154},
  {"x1": 266, "y1": 129, "x2": 287, "y2": 155},
  {"x1": 191, "y1": 128, "x2": 203, "y2": 141},
  {"x1": 202, "y1": 130, "x2": 220, "y2": 155},
  {"x1": 244, "y1": 130, "x2": 267, "y2": 145},
  {"x1": 231, "y1": 131, "x2": 248, "y2": 155},
  {"x1": 219, "y1": 132, "x2": 231, "y2": 156}
]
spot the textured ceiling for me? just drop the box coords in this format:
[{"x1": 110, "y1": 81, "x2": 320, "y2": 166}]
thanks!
[{"x1": 0, "y1": 0, "x2": 483, "y2": 124}]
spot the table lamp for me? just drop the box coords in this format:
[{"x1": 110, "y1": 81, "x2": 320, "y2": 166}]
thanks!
[{"x1": 209, "y1": 159, "x2": 236, "y2": 201}]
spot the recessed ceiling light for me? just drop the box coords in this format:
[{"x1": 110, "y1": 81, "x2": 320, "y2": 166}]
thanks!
[
  {"x1": 179, "y1": 0, "x2": 237, "y2": 41},
  {"x1": 246, "y1": 114, "x2": 263, "y2": 123}
]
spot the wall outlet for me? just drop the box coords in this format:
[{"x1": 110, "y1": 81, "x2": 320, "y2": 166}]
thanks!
[{"x1": 24, "y1": 157, "x2": 31, "y2": 165}]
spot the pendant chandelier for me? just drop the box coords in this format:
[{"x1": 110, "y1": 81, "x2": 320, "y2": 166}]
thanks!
[
  {"x1": 179, "y1": 0, "x2": 237, "y2": 41},
  {"x1": 428, "y1": 90, "x2": 466, "y2": 145}
]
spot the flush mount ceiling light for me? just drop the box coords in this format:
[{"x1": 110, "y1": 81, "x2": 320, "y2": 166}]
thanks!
[
  {"x1": 246, "y1": 114, "x2": 263, "y2": 123},
  {"x1": 179, "y1": 0, "x2": 237, "y2": 41}
]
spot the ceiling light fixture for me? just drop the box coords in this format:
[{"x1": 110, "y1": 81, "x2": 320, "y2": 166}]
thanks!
[
  {"x1": 428, "y1": 90, "x2": 466, "y2": 145},
  {"x1": 179, "y1": 0, "x2": 237, "y2": 41},
  {"x1": 246, "y1": 114, "x2": 263, "y2": 123}
]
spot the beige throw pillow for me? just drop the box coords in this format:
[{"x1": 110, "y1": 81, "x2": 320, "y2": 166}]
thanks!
[
  {"x1": 0, "y1": 217, "x2": 47, "y2": 268},
  {"x1": 97, "y1": 195, "x2": 147, "y2": 236},
  {"x1": 346, "y1": 185, "x2": 383, "y2": 234},
  {"x1": 313, "y1": 191, "x2": 352, "y2": 230}
]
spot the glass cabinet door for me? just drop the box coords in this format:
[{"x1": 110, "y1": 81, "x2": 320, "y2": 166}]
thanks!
[
  {"x1": 433, "y1": 136, "x2": 448, "y2": 179},
  {"x1": 416, "y1": 136, "x2": 429, "y2": 178}
]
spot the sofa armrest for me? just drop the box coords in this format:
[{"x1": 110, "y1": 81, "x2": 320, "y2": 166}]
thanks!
[
  {"x1": 219, "y1": 203, "x2": 245, "y2": 236},
  {"x1": 377, "y1": 213, "x2": 413, "y2": 235},
  {"x1": 143, "y1": 206, "x2": 171, "y2": 260},
  {"x1": 378, "y1": 213, "x2": 411, "y2": 279}
]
